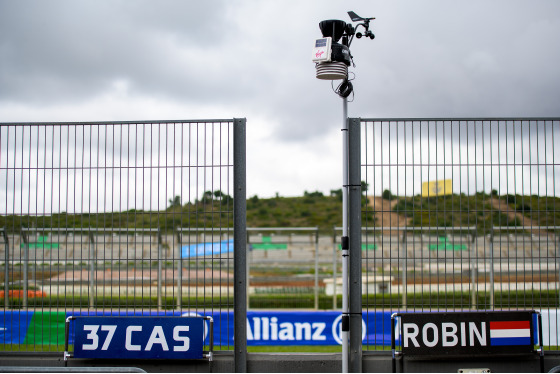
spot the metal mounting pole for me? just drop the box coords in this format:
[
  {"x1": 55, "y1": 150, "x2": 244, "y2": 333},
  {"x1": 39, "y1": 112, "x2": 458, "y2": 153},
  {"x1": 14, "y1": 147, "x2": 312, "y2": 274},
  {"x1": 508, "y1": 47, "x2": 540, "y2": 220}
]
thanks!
[{"x1": 341, "y1": 97, "x2": 349, "y2": 373}]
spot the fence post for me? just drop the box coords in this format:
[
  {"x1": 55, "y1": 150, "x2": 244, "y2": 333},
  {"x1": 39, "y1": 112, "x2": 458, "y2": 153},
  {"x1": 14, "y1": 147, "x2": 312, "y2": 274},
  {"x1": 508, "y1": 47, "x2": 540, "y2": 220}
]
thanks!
[
  {"x1": 234, "y1": 118, "x2": 247, "y2": 373},
  {"x1": 348, "y1": 117, "x2": 362, "y2": 373}
]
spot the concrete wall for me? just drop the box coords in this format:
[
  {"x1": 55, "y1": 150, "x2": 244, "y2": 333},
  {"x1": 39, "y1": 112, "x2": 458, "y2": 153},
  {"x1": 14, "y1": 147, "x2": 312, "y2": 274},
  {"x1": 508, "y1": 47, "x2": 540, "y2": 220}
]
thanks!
[{"x1": 1, "y1": 351, "x2": 559, "y2": 373}]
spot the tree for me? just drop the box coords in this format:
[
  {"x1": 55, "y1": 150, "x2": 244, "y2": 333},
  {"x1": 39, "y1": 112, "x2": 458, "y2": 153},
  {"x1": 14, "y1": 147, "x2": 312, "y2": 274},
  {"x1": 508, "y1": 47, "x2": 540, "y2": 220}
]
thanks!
[
  {"x1": 202, "y1": 191, "x2": 214, "y2": 203},
  {"x1": 361, "y1": 181, "x2": 369, "y2": 196},
  {"x1": 330, "y1": 189, "x2": 342, "y2": 199},
  {"x1": 201, "y1": 190, "x2": 233, "y2": 204},
  {"x1": 382, "y1": 189, "x2": 396, "y2": 201},
  {"x1": 382, "y1": 189, "x2": 392, "y2": 200},
  {"x1": 304, "y1": 190, "x2": 323, "y2": 198},
  {"x1": 168, "y1": 195, "x2": 181, "y2": 208}
]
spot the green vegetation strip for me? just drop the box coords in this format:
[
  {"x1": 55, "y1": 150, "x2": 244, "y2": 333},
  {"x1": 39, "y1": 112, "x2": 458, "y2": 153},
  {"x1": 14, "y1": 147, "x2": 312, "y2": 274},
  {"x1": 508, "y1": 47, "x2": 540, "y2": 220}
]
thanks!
[
  {"x1": 2, "y1": 290, "x2": 559, "y2": 310},
  {"x1": 1, "y1": 192, "x2": 559, "y2": 235}
]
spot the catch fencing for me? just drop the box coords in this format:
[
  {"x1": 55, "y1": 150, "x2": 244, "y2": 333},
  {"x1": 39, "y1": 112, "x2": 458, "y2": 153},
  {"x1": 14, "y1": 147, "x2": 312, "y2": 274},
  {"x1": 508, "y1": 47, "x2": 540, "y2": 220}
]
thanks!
[
  {"x1": 0, "y1": 119, "x2": 247, "y2": 370},
  {"x1": 352, "y1": 118, "x2": 560, "y2": 362},
  {"x1": 1, "y1": 117, "x2": 560, "y2": 371}
]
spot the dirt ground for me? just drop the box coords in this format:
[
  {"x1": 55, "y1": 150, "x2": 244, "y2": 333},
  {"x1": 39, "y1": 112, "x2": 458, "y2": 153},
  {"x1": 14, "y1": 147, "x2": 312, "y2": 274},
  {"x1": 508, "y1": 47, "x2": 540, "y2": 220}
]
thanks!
[
  {"x1": 367, "y1": 196, "x2": 411, "y2": 230},
  {"x1": 488, "y1": 197, "x2": 540, "y2": 228},
  {"x1": 368, "y1": 196, "x2": 541, "y2": 231}
]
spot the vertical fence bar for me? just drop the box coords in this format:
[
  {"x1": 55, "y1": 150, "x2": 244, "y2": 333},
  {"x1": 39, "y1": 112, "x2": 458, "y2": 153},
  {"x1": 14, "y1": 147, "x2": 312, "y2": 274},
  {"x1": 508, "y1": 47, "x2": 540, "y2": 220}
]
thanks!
[
  {"x1": 314, "y1": 227, "x2": 319, "y2": 310},
  {"x1": 176, "y1": 230, "x2": 182, "y2": 311},
  {"x1": 489, "y1": 230, "x2": 495, "y2": 310},
  {"x1": 246, "y1": 230, "x2": 250, "y2": 310},
  {"x1": 2, "y1": 229, "x2": 9, "y2": 308},
  {"x1": 348, "y1": 117, "x2": 362, "y2": 373},
  {"x1": 401, "y1": 230, "x2": 407, "y2": 310},
  {"x1": 157, "y1": 231, "x2": 162, "y2": 310},
  {"x1": 233, "y1": 118, "x2": 247, "y2": 373},
  {"x1": 333, "y1": 227, "x2": 338, "y2": 310},
  {"x1": 471, "y1": 234, "x2": 476, "y2": 310},
  {"x1": 21, "y1": 231, "x2": 28, "y2": 308},
  {"x1": 30, "y1": 243, "x2": 36, "y2": 288},
  {"x1": 88, "y1": 232, "x2": 95, "y2": 309}
]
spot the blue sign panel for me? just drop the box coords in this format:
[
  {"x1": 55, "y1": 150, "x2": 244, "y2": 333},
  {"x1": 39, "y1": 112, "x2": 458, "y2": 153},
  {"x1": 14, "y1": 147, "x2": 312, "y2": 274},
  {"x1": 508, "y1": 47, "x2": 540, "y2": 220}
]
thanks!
[
  {"x1": 181, "y1": 239, "x2": 233, "y2": 258},
  {"x1": 73, "y1": 316, "x2": 204, "y2": 359}
]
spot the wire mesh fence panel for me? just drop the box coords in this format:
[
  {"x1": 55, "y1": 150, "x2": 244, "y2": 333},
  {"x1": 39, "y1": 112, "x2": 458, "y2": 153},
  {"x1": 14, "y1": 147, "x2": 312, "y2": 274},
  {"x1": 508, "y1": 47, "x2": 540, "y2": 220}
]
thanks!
[
  {"x1": 246, "y1": 227, "x2": 322, "y2": 310},
  {"x1": 0, "y1": 120, "x2": 242, "y2": 352},
  {"x1": 359, "y1": 118, "x2": 560, "y2": 351}
]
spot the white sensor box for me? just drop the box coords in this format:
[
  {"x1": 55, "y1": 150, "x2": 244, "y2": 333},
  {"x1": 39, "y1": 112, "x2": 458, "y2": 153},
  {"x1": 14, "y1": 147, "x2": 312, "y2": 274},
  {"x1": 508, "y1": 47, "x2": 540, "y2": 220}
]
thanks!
[{"x1": 312, "y1": 37, "x2": 332, "y2": 63}]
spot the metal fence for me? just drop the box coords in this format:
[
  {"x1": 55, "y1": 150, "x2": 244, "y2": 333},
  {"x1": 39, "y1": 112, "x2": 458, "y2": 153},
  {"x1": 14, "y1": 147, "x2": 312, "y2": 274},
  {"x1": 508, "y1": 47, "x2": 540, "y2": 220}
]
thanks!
[
  {"x1": 247, "y1": 227, "x2": 321, "y2": 309},
  {"x1": 353, "y1": 118, "x2": 560, "y2": 357},
  {"x1": 0, "y1": 119, "x2": 247, "y2": 369},
  {"x1": 2, "y1": 117, "x2": 560, "y2": 369}
]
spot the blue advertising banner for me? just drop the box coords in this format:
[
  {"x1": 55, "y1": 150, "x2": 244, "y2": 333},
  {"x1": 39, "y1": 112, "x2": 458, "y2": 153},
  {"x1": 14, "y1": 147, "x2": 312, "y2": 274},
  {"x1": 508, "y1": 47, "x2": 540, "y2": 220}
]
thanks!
[
  {"x1": 0, "y1": 310, "x2": 546, "y2": 348},
  {"x1": 1, "y1": 310, "x2": 395, "y2": 347},
  {"x1": 73, "y1": 316, "x2": 204, "y2": 359},
  {"x1": 245, "y1": 311, "x2": 394, "y2": 346},
  {"x1": 181, "y1": 239, "x2": 233, "y2": 258},
  {"x1": 0, "y1": 311, "x2": 33, "y2": 344}
]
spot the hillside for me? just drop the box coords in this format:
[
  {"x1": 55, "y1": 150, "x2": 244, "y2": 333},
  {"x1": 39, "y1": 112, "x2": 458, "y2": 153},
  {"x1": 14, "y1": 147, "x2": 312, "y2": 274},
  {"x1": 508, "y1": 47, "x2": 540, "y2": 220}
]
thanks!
[
  {"x1": 0, "y1": 190, "x2": 558, "y2": 235},
  {"x1": 246, "y1": 192, "x2": 342, "y2": 231},
  {"x1": 389, "y1": 192, "x2": 560, "y2": 234}
]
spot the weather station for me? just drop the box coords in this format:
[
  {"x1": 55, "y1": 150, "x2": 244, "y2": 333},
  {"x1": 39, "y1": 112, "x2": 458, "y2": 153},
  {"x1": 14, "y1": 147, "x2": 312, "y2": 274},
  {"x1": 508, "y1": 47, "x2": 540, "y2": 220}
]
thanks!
[{"x1": 312, "y1": 11, "x2": 375, "y2": 374}]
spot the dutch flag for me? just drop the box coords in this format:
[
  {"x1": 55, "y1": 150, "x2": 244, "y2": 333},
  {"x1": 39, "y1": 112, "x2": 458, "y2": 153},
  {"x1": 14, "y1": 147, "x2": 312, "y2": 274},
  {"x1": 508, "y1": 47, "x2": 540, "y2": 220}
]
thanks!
[{"x1": 489, "y1": 321, "x2": 531, "y2": 346}]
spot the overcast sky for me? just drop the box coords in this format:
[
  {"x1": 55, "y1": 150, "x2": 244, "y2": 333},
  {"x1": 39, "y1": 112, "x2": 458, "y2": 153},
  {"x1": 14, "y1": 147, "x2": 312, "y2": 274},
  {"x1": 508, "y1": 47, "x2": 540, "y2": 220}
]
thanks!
[{"x1": 1, "y1": 0, "x2": 560, "y2": 201}]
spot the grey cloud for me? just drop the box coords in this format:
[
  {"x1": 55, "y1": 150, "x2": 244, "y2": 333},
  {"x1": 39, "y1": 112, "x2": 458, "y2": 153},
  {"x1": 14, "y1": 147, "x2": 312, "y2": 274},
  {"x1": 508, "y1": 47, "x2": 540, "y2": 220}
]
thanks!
[
  {"x1": 1, "y1": 0, "x2": 560, "y2": 139},
  {"x1": 0, "y1": 0, "x2": 232, "y2": 104}
]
